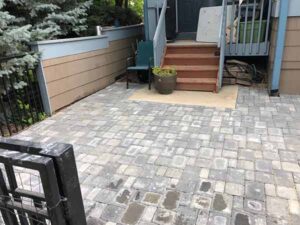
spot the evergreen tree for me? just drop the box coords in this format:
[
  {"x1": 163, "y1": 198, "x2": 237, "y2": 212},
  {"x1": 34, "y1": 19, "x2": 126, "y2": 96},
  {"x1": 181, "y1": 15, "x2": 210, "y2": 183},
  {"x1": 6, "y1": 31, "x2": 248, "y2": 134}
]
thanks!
[{"x1": 0, "y1": 0, "x2": 92, "y2": 78}]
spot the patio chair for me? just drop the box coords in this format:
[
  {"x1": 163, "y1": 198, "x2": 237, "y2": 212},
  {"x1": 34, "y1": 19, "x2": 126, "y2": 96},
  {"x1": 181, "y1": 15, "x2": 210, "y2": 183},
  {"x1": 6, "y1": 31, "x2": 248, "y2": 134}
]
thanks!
[{"x1": 126, "y1": 41, "x2": 154, "y2": 90}]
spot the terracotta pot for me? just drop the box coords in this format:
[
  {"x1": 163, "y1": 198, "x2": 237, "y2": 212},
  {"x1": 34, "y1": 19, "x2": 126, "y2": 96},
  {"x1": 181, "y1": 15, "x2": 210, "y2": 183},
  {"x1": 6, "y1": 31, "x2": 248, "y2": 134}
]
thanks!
[{"x1": 153, "y1": 74, "x2": 177, "y2": 94}]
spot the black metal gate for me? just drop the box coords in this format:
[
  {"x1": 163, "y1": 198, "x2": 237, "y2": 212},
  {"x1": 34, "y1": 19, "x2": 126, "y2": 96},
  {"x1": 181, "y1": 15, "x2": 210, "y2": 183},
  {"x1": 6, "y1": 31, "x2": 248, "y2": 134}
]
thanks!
[{"x1": 0, "y1": 139, "x2": 86, "y2": 225}]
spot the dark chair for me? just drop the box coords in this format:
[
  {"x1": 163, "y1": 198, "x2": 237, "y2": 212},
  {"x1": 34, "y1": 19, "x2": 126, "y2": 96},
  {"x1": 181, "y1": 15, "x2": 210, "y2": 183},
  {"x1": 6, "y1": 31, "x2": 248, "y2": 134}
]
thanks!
[{"x1": 126, "y1": 41, "x2": 154, "y2": 90}]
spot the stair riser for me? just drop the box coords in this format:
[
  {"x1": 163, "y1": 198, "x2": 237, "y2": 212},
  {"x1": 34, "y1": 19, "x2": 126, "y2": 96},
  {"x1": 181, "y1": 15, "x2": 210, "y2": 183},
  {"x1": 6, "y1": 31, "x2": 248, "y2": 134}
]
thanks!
[
  {"x1": 164, "y1": 58, "x2": 219, "y2": 66},
  {"x1": 167, "y1": 47, "x2": 218, "y2": 55},
  {"x1": 176, "y1": 70, "x2": 218, "y2": 78},
  {"x1": 176, "y1": 83, "x2": 216, "y2": 92}
]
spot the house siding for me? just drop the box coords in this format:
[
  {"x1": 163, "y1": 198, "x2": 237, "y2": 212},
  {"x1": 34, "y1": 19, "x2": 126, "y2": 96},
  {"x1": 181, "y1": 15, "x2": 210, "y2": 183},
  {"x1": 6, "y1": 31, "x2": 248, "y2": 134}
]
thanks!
[
  {"x1": 41, "y1": 37, "x2": 138, "y2": 113},
  {"x1": 268, "y1": 17, "x2": 300, "y2": 95}
]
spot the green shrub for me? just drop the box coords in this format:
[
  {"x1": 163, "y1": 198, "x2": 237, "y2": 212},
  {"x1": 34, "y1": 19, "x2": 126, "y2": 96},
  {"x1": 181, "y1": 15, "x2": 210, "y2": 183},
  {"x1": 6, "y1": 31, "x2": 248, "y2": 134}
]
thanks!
[
  {"x1": 86, "y1": 0, "x2": 142, "y2": 35},
  {"x1": 152, "y1": 67, "x2": 177, "y2": 77}
]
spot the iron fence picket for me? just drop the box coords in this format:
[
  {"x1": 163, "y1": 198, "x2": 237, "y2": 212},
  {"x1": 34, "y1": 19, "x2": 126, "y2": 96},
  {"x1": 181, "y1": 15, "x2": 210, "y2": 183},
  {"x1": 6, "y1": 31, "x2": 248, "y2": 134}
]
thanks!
[
  {"x1": 24, "y1": 67, "x2": 39, "y2": 123},
  {"x1": 0, "y1": 55, "x2": 45, "y2": 137},
  {"x1": 15, "y1": 72, "x2": 32, "y2": 129},
  {"x1": 0, "y1": 97, "x2": 11, "y2": 136},
  {"x1": 1, "y1": 77, "x2": 18, "y2": 134},
  {"x1": 7, "y1": 74, "x2": 24, "y2": 130}
]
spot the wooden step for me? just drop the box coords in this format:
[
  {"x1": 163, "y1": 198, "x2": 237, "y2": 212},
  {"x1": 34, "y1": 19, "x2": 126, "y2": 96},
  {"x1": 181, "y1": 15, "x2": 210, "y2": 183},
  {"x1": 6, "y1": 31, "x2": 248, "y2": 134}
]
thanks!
[
  {"x1": 176, "y1": 70, "x2": 218, "y2": 78},
  {"x1": 167, "y1": 45, "x2": 219, "y2": 55},
  {"x1": 176, "y1": 78, "x2": 217, "y2": 92},
  {"x1": 164, "y1": 65, "x2": 219, "y2": 71},
  {"x1": 163, "y1": 44, "x2": 220, "y2": 92},
  {"x1": 163, "y1": 65, "x2": 218, "y2": 78},
  {"x1": 164, "y1": 54, "x2": 219, "y2": 66}
]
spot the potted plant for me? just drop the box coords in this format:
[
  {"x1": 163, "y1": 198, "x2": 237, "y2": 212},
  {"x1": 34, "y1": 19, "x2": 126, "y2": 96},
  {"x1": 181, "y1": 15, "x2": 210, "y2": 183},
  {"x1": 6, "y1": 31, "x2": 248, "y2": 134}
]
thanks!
[{"x1": 152, "y1": 67, "x2": 177, "y2": 94}]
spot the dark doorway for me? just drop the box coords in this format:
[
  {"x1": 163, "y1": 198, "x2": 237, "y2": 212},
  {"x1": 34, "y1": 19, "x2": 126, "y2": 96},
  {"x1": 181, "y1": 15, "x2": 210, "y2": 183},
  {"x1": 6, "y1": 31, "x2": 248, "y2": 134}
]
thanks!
[
  {"x1": 178, "y1": 0, "x2": 222, "y2": 33},
  {"x1": 166, "y1": 0, "x2": 177, "y2": 40},
  {"x1": 178, "y1": 0, "x2": 201, "y2": 33}
]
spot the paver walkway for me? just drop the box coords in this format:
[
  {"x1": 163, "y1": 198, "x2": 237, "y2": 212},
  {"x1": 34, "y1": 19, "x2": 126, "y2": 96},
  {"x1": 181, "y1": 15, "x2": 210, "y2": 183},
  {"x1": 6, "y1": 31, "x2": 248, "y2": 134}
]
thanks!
[{"x1": 15, "y1": 82, "x2": 300, "y2": 225}]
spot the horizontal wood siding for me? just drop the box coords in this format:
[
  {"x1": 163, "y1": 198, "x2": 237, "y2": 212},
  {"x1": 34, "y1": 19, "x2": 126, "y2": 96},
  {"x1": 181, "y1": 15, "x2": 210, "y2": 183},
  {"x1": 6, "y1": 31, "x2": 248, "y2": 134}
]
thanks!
[
  {"x1": 42, "y1": 37, "x2": 137, "y2": 112},
  {"x1": 269, "y1": 17, "x2": 300, "y2": 94}
]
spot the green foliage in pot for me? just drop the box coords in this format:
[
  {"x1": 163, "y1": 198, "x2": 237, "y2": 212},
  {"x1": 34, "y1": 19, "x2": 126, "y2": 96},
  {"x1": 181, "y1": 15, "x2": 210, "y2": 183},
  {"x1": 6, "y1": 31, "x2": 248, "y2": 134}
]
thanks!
[
  {"x1": 152, "y1": 67, "x2": 177, "y2": 77},
  {"x1": 152, "y1": 67, "x2": 177, "y2": 95}
]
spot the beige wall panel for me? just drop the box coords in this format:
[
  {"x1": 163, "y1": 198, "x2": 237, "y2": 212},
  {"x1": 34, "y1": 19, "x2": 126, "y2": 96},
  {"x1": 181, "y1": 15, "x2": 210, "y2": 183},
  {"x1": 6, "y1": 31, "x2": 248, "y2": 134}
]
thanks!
[
  {"x1": 280, "y1": 62, "x2": 300, "y2": 70},
  {"x1": 108, "y1": 38, "x2": 138, "y2": 51},
  {"x1": 42, "y1": 36, "x2": 140, "y2": 113},
  {"x1": 279, "y1": 70, "x2": 300, "y2": 95},
  {"x1": 43, "y1": 48, "x2": 130, "y2": 83},
  {"x1": 270, "y1": 30, "x2": 300, "y2": 48},
  {"x1": 42, "y1": 37, "x2": 136, "y2": 67},
  {"x1": 268, "y1": 60, "x2": 300, "y2": 70},
  {"x1": 272, "y1": 17, "x2": 300, "y2": 32},
  {"x1": 279, "y1": 47, "x2": 300, "y2": 61},
  {"x1": 50, "y1": 75, "x2": 117, "y2": 112},
  {"x1": 269, "y1": 46, "x2": 300, "y2": 62},
  {"x1": 268, "y1": 17, "x2": 300, "y2": 95},
  {"x1": 43, "y1": 48, "x2": 107, "y2": 67},
  {"x1": 47, "y1": 59, "x2": 127, "y2": 98}
]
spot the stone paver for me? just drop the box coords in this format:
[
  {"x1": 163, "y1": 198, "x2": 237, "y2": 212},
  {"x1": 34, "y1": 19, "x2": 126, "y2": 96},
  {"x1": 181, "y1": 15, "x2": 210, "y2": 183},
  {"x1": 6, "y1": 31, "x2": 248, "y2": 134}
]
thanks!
[{"x1": 12, "y1": 82, "x2": 300, "y2": 224}]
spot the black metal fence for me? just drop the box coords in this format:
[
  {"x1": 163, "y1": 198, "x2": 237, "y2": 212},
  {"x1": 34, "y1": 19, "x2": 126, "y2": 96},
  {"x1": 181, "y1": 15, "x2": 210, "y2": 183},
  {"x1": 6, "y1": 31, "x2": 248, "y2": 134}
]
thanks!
[
  {"x1": 0, "y1": 139, "x2": 87, "y2": 225},
  {"x1": 0, "y1": 55, "x2": 45, "y2": 137}
]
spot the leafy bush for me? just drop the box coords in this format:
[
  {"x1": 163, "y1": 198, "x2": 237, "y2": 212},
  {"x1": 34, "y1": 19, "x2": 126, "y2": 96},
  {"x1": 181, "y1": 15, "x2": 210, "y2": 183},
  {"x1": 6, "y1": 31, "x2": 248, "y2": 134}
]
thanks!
[
  {"x1": 152, "y1": 67, "x2": 177, "y2": 77},
  {"x1": 86, "y1": 0, "x2": 142, "y2": 35},
  {"x1": 129, "y1": 0, "x2": 143, "y2": 18}
]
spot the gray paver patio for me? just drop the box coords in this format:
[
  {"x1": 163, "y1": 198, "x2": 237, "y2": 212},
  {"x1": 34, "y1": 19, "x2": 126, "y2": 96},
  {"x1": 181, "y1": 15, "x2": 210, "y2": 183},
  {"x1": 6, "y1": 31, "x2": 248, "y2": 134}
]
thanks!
[{"x1": 14, "y1": 82, "x2": 300, "y2": 225}]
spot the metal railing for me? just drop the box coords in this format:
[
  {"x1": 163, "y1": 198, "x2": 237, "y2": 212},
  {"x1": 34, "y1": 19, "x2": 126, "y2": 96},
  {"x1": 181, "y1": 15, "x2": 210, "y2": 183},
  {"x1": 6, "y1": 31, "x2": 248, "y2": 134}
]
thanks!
[
  {"x1": 226, "y1": 0, "x2": 272, "y2": 56},
  {"x1": 0, "y1": 55, "x2": 45, "y2": 137},
  {"x1": 153, "y1": 0, "x2": 168, "y2": 66},
  {"x1": 218, "y1": 0, "x2": 228, "y2": 91}
]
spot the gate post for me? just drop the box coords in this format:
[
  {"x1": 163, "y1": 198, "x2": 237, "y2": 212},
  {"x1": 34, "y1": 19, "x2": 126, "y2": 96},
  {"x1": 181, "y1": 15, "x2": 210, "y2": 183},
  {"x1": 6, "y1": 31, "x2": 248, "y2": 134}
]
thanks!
[{"x1": 41, "y1": 143, "x2": 87, "y2": 225}]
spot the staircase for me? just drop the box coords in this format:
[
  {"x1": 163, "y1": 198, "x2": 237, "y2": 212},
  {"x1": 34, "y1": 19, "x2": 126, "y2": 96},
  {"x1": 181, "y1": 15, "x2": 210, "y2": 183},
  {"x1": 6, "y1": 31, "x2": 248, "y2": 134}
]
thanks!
[{"x1": 162, "y1": 43, "x2": 220, "y2": 92}]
